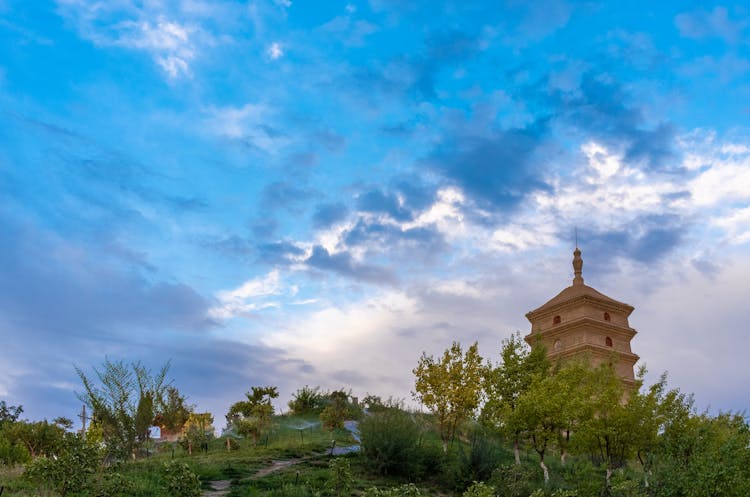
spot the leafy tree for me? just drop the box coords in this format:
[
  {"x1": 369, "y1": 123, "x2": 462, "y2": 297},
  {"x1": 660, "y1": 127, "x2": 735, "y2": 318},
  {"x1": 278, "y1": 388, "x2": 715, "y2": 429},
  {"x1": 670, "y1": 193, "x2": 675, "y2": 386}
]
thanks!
[
  {"x1": 413, "y1": 341, "x2": 484, "y2": 452},
  {"x1": 482, "y1": 333, "x2": 549, "y2": 464},
  {"x1": 0, "y1": 401, "x2": 23, "y2": 427},
  {"x1": 153, "y1": 386, "x2": 193, "y2": 437},
  {"x1": 320, "y1": 390, "x2": 349, "y2": 431},
  {"x1": 4, "y1": 420, "x2": 67, "y2": 459},
  {"x1": 181, "y1": 412, "x2": 214, "y2": 455},
  {"x1": 288, "y1": 385, "x2": 325, "y2": 415},
  {"x1": 227, "y1": 386, "x2": 278, "y2": 445},
  {"x1": 75, "y1": 358, "x2": 172, "y2": 459}
]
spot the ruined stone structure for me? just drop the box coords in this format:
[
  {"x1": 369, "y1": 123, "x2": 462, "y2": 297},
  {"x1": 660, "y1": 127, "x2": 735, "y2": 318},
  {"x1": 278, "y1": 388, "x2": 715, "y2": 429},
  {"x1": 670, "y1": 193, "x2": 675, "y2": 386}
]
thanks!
[{"x1": 524, "y1": 248, "x2": 639, "y2": 388}]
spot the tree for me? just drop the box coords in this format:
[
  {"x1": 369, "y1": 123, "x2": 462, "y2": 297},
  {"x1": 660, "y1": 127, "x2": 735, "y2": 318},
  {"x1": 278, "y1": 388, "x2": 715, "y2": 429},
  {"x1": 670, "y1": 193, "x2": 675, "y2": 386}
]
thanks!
[
  {"x1": 288, "y1": 385, "x2": 325, "y2": 414},
  {"x1": 153, "y1": 386, "x2": 192, "y2": 438},
  {"x1": 481, "y1": 333, "x2": 549, "y2": 464},
  {"x1": 6, "y1": 420, "x2": 66, "y2": 458},
  {"x1": 320, "y1": 390, "x2": 349, "y2": 431},
  {"x1": 0, "y1": 401, "x2": 23, "y2": 427},
  {"x1": 413, "y1": 341, "x2": 484, "y2": 452},
  {"x1": 181, "y1": 412, "x2": 214, "y2": 455},
  {"x1": 75, "y1": 358, "x2": 171, "y2": 459},
  {"x1": 227, "y1": 386, "x2": 278, "y2": 446}
]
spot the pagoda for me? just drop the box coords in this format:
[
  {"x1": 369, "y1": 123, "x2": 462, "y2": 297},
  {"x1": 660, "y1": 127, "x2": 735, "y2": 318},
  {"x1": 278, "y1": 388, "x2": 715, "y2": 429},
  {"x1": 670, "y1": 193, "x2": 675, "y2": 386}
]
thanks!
[{"x1": 524, "y1": 248, "x2": 639, "y2": 387}]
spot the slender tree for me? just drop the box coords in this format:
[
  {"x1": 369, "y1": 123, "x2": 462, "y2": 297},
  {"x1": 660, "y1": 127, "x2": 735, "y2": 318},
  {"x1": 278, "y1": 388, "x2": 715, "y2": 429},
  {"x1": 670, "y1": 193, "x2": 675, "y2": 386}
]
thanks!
[{"x1": 413, "y1": 341, "x2": 484, "y2": 452}]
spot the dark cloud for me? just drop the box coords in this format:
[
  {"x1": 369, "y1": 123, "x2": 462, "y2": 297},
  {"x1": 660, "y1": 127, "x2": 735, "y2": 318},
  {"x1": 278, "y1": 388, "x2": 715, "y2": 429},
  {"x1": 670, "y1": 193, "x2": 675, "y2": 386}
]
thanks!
[
  {"x1": 344, "y1": 219, "x2": 446, "y2": 259},
  {"x1": 544, "y1": 73, "x2": 678, "y2": 171},
  {"x1": 0, "y1": 216, "x2": 213, "y2": 338},
  {"x1": 313, "y1": 202, "x2": 349, "y2": 228},
  {"x1": 424, "y1": 119, "x2": 549, "y2": 211},
  {"x1": 260, "y1": 181, "x2": 317, "y2": 210},
  {"x1": 256, "y1": 241, "x2": 306, "y2": 265},
  {"x1": 306, "y1": 245, "x2": 397, "y2": 285},
  {"x1": 357, "y1": 189, "x2": 414, "y2": 221},
  {"x1": 578, "y1": 216, "x2": 687, "y2": 270}
]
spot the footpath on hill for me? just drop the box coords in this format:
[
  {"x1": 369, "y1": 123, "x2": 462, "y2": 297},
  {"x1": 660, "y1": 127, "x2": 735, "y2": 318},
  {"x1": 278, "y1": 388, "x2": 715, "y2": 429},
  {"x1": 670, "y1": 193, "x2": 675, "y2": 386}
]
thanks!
[{"x1": 203, "y1": 420, "x2": 361, "y2": 496}]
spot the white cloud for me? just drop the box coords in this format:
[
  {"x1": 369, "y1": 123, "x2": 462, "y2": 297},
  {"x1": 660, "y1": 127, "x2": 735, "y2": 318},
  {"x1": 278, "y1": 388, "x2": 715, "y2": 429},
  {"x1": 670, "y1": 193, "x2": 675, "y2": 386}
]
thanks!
[
  {"x1": 210, "y1": 270, "x2": 286, "y2": 320},
  {"x1": 267, "y1": 41, "x2": 284, "y2": 60},
  {"x1": 204, "y1": 103, "x2": 290, "y2": 153}
]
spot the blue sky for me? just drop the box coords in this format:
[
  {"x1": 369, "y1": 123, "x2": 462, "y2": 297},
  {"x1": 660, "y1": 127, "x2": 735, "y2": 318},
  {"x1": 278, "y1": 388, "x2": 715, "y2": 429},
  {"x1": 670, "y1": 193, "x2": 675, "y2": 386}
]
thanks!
[{"x1": 2, "y1": 0, "x2": 750, "y2": 423}]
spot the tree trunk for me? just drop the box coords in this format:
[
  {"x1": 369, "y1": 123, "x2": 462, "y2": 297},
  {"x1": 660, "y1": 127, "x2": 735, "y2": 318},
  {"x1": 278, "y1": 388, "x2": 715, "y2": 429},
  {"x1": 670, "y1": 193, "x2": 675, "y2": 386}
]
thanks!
[
  {"x1": 540, "y1": 459, "x2": 549, "y2": 484},
  {"x1": 513, "y1": 439, "x2": 521, "y2": 465},
  {"x1": 561, "y1": 449, "x2": 567, "y2": 466},
  {"x1": 226, "y1": 437, "x2": 231, "y2": 451},
  {"x1": 606, "y1": 467, "x2": 612, "y2": 486}
]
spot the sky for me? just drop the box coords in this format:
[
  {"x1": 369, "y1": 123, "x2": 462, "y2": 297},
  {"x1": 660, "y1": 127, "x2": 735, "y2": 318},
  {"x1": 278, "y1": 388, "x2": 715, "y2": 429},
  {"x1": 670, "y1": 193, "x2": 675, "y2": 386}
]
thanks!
[{"x1": 1, "y1": 0, "x2": 750, "y2": 426}]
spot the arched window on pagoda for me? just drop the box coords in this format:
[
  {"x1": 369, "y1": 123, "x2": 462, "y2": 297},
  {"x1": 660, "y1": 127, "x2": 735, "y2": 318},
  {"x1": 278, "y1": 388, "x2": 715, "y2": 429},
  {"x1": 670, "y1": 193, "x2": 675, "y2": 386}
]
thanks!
[
  {"x1": 553, "y1": 315, "x2": 561, "y2": 325},
  {"x1": 605, "y1": 336, "x2": 613, "y2": 347},
  {"x1": 604, "y1": 312, "x2": 611, "y2": 321}
]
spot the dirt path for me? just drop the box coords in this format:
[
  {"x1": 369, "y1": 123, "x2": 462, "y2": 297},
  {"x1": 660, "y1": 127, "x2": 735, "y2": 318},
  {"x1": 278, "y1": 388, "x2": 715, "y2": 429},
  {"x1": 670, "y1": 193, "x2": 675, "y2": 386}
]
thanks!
[{"x1": 252, "y1": 458, "x2": 303, "y2": 478}]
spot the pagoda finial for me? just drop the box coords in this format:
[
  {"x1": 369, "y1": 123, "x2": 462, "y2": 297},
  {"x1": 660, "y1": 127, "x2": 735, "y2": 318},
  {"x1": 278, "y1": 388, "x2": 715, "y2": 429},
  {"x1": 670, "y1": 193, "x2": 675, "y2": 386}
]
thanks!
[{"x1": 572, "y1": 247, "x2": 584, "y2": 286}]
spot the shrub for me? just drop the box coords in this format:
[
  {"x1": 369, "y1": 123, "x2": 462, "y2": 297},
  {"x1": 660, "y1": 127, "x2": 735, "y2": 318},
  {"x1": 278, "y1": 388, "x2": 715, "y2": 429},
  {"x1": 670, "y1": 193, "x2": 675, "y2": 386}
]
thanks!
[
  {"x1": 23, "y1": 433, "x2": 99, "y2": 497},
  {"x1": 359, "y1": 407, "x2": 421, "y2": 476},
  {"x1": 488, "y1": 463, "x2": 539, "y2": 497},
  {"x1": 463, "y1": 481, "x2": 496, "y2": 497},
  {"x1": 441, "y1": 428, "x2": 502, "y2": 491},
  {"x1": 363, "y1": 483, "x2": 425, "y2": 497},
  {"x1": 92, "y1": 470, "x2": 137, "y2": 497},
  {"x1": 162, "y1": 460, "x2": 201, "y2": 497},
  {"x1": 327, "y1": 458, "x2": 353, "y2": 497}
]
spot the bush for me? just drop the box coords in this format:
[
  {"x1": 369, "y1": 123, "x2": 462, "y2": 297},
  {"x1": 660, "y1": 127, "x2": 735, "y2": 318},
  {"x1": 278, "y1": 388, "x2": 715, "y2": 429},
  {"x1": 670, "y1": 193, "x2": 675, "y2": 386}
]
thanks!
[
  {"x1": 92, "y1": 470, "x2": 137, "y2": 497},
  {"x1": 23, "y1": 433, "x2": 99, "y2": 497},
  {"x1": 162, "y1": 460, "x2": 201, "y2": 497},
  {"x1": 363, "y1": 483, "x2": 425, "y2": 497},
  {"x1": 327, "y1": 458, "x2": 353, "y2": 497},
  {"x1": 0, "y1": 433, "x2": 29, "y2": 466},
  {"x1": 463, "y1": 481, "x2": 496, "y2": 497},
  {"x1": 441, "y1": 428, "x2": 503, "y2": 491},
  {"x1": 488, "y1": 463, "x2": 539, "y2": 497},
  {"x1": 359, "y1": 408, "x2": 421, "y2": 477}
]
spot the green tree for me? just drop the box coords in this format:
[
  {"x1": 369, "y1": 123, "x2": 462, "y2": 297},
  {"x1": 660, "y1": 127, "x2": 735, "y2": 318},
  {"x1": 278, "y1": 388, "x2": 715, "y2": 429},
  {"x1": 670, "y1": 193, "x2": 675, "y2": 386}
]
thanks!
[
  {"x1": 0, "y1": 401, "x2": 23, "y2": 427},
  {"x1": 6, "y1": 420, "x2": 66, "y2": 458},
  {"x1": 320, "y1": 390, "x2": 349, "y2": 431},
  {"x1": 227, "y1": 386, "x2": 278, "y2": 446},
  {"x1": 413, "y1": 341, "x2": 484, "y2": 452},
  {"x1": 482, "y1": 333, "x2": 549, "y2": 464},
  {"x1": 75, "y1": 358, "x2": 171, "y2": 459},
  {"x1": 288, "y1": 385, "x2": 325, "y2": 414},
  {"x1": 181, "y1": 412, "x2": 214, "y2": 455},
  {"x1": 153, "y1": 386, "x2": 193, "y2": 437}
]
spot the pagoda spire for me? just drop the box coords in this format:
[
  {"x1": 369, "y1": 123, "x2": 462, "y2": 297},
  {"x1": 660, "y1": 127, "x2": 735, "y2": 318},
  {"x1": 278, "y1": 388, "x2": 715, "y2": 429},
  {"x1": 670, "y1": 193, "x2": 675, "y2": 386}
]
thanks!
[{"x1": 572, "y1": 247, "x2": 584, "y2": 286}]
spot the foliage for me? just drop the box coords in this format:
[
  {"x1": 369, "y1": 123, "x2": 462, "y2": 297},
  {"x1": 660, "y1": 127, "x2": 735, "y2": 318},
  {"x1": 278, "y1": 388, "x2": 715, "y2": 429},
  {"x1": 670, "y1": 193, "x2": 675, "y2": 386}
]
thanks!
[
  {"x1": 413, "y1": 341, "x2": 484, "y2": 451},
  {"x1": 153, "y1": 386, "x2": 193, "y2": 435},
  {"x1": 443, "y1": 426, "x2": 504, "y2": 490},
  {"x1": 359, "y1": 406, "x2": 421, "y2": 476},
  {"x1": 482, "y1": 333, "x2": 549, "y2": 464},
  {"x1": 0, "y1": 401, "x2": 23, "y2": 427},
  {"x1": 91, "y1": 470, "x2": 138, "y2": 497},
  {"x1": 181, "y1": 412, "x2": 214, "y2": 455},
  {"x1": 319, "y1": 391, "x2": 350, "y2": 432},
  {"x1": 650, "y1": 410, "x2": 750, "y2": 497},
  {"x1": 363, "y1": 483, "x2": 426, "y2": 497},
  {"x1": 288, "y1": 386, "x2": 326, "y2": 415},
  {"x1": 0, "y1": 427, "x2": 30, "y2": 466},
  {"x1": 489, "y1": 463, "x2": 541, "y2": 497},
  {"x1": 75, "y1": 358, "x2": 172, "y2": 460},
  {"x1": 463, "y1": 481, "x2": 496, "y2": 497},
  {"x1": 23, "y1": 433, "x2": 99, "y2": 497},
  {"x1": 227, "y1": 386, "x2": 279, "y2": 445},
  {"x1": 4, "y1": 420, "x2": 66, "y2": 458},
  {"x1": 326, "y1": 457, "x2": 353, "y2": 497},
  {"x1": 162, "y1": 460, "x2": 202, "y2": 497}
]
